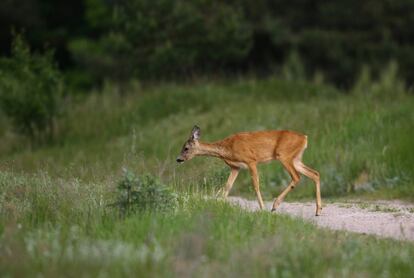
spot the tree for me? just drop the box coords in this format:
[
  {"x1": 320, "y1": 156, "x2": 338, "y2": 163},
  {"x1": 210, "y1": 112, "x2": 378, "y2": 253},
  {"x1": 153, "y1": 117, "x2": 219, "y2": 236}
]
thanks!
[
  {"x1": 0, "y1": 34, "x2": 64, "y2": 144},
  {"x1": 70, "y1": 0, "x2": 253, "y2": 82}
]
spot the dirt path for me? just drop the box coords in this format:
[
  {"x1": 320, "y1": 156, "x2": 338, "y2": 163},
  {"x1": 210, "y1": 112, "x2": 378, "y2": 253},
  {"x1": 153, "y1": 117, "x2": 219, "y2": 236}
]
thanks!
[{"x1": 228, "y1": 197, "x2": 414, "y2": 241}]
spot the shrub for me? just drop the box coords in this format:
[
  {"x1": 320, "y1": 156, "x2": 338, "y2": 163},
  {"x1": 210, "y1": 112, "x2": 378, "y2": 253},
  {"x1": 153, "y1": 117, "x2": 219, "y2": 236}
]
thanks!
[
  {"x1": 0, "y1": 34, "x2": 64, "y2": 144},
  {"x1": 115, "y1": 170, "x2": 178, "y2": 215}
]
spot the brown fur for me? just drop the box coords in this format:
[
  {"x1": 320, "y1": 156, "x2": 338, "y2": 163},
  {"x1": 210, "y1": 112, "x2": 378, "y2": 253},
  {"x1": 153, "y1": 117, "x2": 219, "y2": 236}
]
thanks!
[{"x1": 177, "y1": 126, "x2": 322, "y2": 215}]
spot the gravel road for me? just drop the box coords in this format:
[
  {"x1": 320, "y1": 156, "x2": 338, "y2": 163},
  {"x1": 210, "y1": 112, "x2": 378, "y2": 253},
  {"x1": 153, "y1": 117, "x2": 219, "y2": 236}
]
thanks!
[{"x1": 228, "y1": 196, "x2": 414, "y2": 241}]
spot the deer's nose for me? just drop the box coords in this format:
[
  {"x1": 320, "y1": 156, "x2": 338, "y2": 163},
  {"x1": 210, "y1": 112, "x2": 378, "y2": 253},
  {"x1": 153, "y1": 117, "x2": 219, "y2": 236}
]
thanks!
[{"x1": 176, "y1": 158, "x2": 184, "y2": 163}]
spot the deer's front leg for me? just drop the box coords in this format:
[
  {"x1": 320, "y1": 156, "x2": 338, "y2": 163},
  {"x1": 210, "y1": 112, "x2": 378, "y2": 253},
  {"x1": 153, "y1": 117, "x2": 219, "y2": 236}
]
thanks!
[
  {"x1": 221, "y1": 167, "x2": 239, "y2": 198},
  {"x1": 248, "y1": 163, "x2": 265, "y2": 209}
]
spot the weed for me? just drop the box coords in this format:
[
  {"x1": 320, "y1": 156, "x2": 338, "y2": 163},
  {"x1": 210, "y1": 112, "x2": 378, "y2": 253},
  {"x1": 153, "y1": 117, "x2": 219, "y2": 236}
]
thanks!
[{"x1": 114, "y1": 169, "x2": 178, "y2": 215}]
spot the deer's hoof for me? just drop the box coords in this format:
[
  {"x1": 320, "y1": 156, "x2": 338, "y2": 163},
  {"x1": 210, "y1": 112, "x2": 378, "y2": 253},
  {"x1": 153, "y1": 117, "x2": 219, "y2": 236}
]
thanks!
[
  {"x1": 315, "y1": 208, "x2": 322, "y2": 216},
  {"x1": 271, "y1": 208, "x2": 276, "y2": 212}
]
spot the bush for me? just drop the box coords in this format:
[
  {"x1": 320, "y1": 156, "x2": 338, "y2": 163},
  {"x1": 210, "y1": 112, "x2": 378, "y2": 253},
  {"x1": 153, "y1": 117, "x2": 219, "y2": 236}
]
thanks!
[
  {"x1": 0, "y1": 34, "x2": 64, "y2": 144},
  {"x1": 115, "y1": 170, "x2": 178, "y2": 215}
]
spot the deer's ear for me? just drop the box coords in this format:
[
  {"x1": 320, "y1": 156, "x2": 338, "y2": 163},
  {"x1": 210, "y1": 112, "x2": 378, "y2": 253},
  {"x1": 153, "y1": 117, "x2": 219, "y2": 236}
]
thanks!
[{"x1": 191, "y1": 125, "x2": 201, "y2": 140}]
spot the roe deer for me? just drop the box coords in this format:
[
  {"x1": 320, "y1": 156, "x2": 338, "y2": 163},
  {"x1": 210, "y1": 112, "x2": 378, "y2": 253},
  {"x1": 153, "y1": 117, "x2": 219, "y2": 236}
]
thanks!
[{"x1": 176, "y1": 125, "x2": 322, "y2": 216}]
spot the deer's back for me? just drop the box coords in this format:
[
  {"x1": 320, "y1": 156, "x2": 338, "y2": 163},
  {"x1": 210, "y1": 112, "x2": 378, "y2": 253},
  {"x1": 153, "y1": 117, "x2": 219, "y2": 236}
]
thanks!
[{"x1": 221, "y1": 130, "x2": 307, "y2": 163}]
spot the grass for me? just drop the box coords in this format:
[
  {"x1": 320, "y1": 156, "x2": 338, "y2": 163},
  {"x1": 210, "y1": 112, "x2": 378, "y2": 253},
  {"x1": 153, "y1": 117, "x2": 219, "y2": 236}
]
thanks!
[
  {"x1": 1, "y1": 171, "x2": 413, "y2": 277},
  {"x1": 0, "y1": 77, "x2": 413, "y2": 200},
  {"x1": 1, "y1": 76, "x2": 414, "y2": 276}
]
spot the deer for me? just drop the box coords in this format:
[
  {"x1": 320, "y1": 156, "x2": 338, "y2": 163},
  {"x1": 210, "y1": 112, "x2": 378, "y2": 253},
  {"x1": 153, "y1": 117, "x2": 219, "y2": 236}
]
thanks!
[{"x1": 176, "y1": 125, "x2": 322, "y2": 216}]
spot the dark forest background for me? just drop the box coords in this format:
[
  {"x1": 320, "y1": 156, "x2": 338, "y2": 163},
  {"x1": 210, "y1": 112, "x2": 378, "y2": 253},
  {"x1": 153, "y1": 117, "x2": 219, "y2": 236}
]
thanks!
[{"x1": 2, "y1": 0, "x2": 414, "y2": 89}]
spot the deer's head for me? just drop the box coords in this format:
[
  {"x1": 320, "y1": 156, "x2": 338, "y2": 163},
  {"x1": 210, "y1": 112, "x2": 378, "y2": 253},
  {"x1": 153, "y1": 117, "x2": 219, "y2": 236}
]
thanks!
[{"x1": 176, "y1": 125, "x2": 201, "y2": 163}]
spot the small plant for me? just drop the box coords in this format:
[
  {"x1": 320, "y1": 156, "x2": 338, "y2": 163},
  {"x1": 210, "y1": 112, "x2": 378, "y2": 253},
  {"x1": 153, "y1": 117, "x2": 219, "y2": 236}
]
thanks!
[
  {"x1": 115, "y1": 170, "x2": 178, "y2": 215},
  {"x1": 352, "y1": 61, "x2": 407, "y2": 97},
  {"x1": 0, "y1": 34, "x2": 64, "y2": 144},
  {"x1": 282, "y1": 51, "x2": 306, "y2": 81}
]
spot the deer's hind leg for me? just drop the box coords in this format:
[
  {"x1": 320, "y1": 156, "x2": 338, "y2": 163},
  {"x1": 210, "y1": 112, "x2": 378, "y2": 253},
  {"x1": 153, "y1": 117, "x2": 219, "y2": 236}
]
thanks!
[
  {"x1": 271, "y1": 158, "x2": 301, "y2": 211},
  {"x1": 294, "y1": 160, "x2": 322, "y2": 216}
]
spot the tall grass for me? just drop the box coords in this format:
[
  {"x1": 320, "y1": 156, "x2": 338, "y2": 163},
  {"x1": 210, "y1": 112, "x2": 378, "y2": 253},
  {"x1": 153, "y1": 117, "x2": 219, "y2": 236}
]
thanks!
[
  {"x1": 1, "y1": 76, "x2": 412, "y2": 200},
  {"x1": 0, "y1": 171, "x2": 413, "y2": 277}
]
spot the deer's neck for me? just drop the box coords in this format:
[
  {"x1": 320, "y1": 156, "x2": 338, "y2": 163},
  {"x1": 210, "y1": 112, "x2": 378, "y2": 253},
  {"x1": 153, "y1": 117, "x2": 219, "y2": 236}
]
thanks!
[{"x1": 196, "y1": 141, "x2": 229, "y2": 159}]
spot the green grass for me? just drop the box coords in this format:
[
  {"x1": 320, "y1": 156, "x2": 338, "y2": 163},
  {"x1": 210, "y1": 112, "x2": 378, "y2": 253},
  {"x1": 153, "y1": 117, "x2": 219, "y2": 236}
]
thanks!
[
  {"x1": 1, "y1": 77, "x2": 414, "y2": 276},
  {"x1": 0, "y1": 77, "x2": 412, "y2": 200},
  {"x1": 0, "y1": 171, "x2": 413, "y2": 277}
]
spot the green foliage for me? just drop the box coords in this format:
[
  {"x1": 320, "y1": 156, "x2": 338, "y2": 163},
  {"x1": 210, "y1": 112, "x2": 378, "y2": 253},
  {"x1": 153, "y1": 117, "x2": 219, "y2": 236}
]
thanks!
[
  {"x1": 353, "y1": 61, "x2": 407, "y2": 97},
  {"x1": 2, "y1": 0, "x2": 414, "y2": 85},
  {"x1": 72, "y1": 0, "x2": 252, "y2": 81},
  {"x1": 0, "y1": 35, "x2": 64, "y2": 143},
  {"x1": 118, "y1": 0, "x2": 251, "y2": 78},
  {"x1": 84, "y1": 0, "x2": 113, "y2": 30},
  {"x1": 352, "y1": 65, "x2": 373, "y2": 94},
  {"x1": 115, "y1": 170, "x2": 178, "y2": 215},
  {"x1": 372, "y1": 61, "x2": 406, "y2": 97},
  {"x1": 282, "y1": 51, "x2": 306, "y2": 81},
  {"x1": 69, "y1": 33, "x2": 133, "y2": 85}
]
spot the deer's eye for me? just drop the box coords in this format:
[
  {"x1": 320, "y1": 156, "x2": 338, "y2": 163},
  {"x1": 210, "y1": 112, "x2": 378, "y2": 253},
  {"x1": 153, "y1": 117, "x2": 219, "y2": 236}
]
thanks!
[{"x1": 184, "y1": 147, "x2": 189, "y2": 151}]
